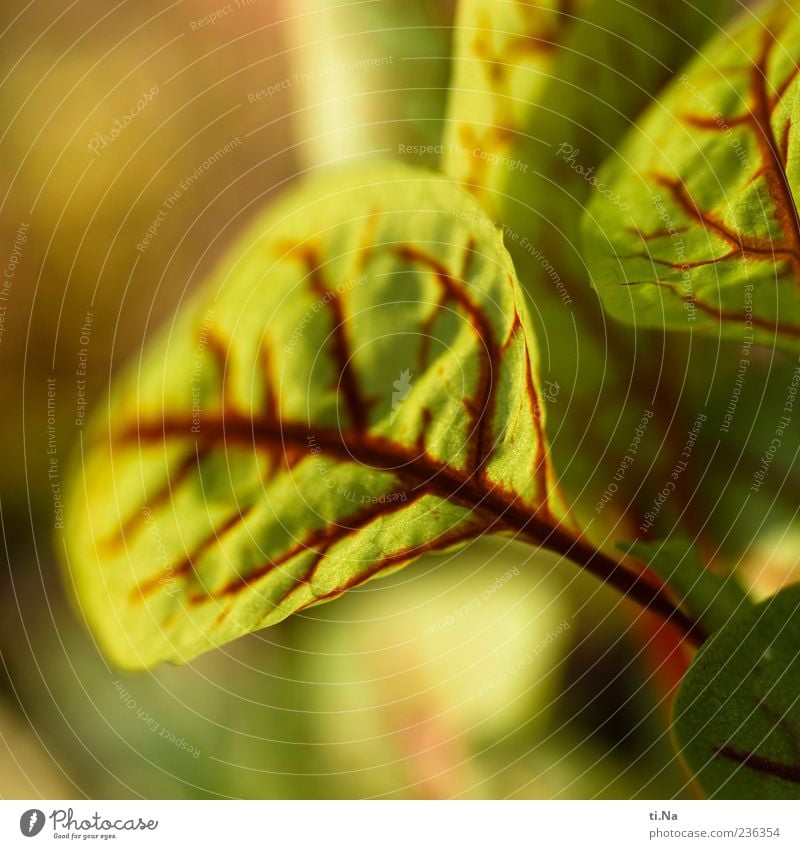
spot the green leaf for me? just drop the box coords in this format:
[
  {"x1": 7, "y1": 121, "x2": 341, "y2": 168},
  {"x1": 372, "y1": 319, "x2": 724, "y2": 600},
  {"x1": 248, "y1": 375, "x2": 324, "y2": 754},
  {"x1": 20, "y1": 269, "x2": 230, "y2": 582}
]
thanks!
[
  {"x1": 286, "y1": 0, "x2": 455, "y2": 170},
  {"x1": 441, "y1": 0, "x2": 755, "y2": 550},
  {"x1": 441, "y1": 0, "x2": 591, "y2": 223},
  {"x1": 61, "y1": 163, "x2": 565, "y2": 669},
  {"x1": 621, "y1": 539, "x2": 751, "y2": 635},
  {"x1": 583, "y1": 1, "x2": 800, "y2": 352},
  {"x1": 442, "y1": 0, "x2": 738, "y2": 259},
  {"x1": 674, "y1": 583, "x2": 800, "y2": 799}
]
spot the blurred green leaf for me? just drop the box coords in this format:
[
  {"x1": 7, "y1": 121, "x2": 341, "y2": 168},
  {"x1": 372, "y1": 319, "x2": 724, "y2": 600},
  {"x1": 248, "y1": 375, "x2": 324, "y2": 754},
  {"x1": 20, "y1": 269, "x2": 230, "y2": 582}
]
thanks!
[
  {"x1": 287, "y1": 0, "x2": 455, "y2": 169},
  {"x1": 674, "y1": 583, "x2": 800, "y2": 799}
]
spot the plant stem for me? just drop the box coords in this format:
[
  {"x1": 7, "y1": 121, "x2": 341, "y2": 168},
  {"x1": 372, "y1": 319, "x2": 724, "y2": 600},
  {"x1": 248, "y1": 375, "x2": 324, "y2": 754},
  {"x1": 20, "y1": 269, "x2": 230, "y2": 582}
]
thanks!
[{"x1": 516, "y1": 522, "x2": 707, "y2": 646}]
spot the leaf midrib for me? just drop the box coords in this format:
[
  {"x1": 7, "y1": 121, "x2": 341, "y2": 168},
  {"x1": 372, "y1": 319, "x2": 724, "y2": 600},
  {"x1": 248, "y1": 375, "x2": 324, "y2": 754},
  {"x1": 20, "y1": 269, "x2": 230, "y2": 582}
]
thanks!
[{"x1": 120, "y1": 411, "x2": 701, "y2": 636}]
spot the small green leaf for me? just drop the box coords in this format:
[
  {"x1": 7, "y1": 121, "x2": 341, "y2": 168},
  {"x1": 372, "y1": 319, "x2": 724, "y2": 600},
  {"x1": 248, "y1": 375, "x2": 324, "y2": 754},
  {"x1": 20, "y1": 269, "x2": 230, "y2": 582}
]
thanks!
[
  {"x1": 674, "y1": 583, "x2": 800, "y2": 799},
  {"x1": 62, "y1": 163, "x2": 565, "y2": 668},
  {"x1": 621, "y1": 539, "x2": 751, "y2": 635},
  {"x1": 583, "y1": 0, "x2": 800, "y2": 352}
]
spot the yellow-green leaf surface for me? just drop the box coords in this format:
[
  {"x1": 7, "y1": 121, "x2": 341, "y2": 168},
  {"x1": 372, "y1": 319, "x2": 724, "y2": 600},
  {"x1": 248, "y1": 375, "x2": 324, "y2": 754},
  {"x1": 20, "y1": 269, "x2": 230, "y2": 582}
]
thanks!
[
  {"x1": 584, "y1": 1, "x2": 800, "y2": 351},
  {"x1": 62, "y1": 163, "x2": 565, "y2": 669}
]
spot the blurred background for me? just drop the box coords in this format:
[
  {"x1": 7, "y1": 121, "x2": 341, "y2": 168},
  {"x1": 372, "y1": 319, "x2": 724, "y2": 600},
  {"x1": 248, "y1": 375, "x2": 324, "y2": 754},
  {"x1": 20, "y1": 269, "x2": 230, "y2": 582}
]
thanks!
[{"x1": 0, "y1": 0, "x2": 709, "y2": 799}]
